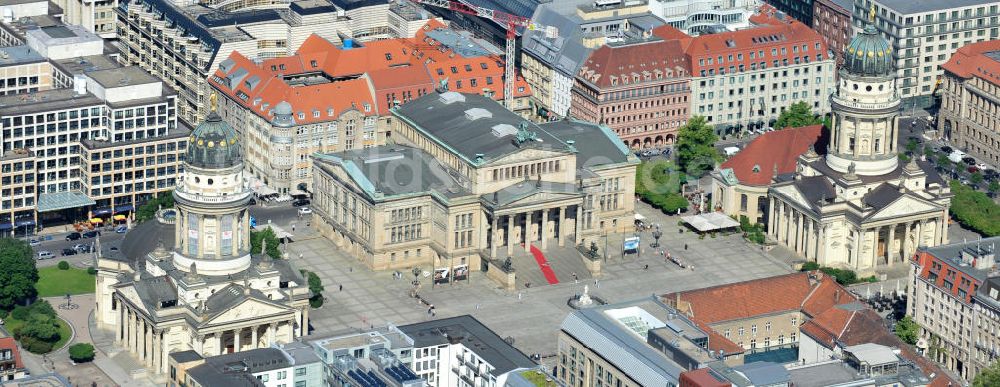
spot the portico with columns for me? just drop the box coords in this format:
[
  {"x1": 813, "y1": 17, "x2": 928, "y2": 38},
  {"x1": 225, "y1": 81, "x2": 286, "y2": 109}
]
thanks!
[
  {"x1": 95, "y1": 105, "x2": 313, "y2": 375},
  {"x1": 764, "y1": 22, "x2": 951, "y2": 274}
]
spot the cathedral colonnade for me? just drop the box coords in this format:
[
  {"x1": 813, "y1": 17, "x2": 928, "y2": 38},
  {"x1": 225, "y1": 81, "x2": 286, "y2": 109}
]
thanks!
[
  {"x1": 489, "y1": 204, "x2": 587, "y2": 258},
  {"x1": 113, "y1": 297, "x2": 297, "y2": 373}
]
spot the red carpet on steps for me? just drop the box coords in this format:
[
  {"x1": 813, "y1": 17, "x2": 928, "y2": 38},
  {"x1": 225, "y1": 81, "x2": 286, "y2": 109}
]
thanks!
[{"x1": 529, "y1": 245, "x2": 559, "y2": 285}]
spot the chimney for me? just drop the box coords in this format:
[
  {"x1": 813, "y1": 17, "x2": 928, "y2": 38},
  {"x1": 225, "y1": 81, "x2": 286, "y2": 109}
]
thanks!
[{"x1": 834, "y1": 289, "x2": 841, "y2": 303}]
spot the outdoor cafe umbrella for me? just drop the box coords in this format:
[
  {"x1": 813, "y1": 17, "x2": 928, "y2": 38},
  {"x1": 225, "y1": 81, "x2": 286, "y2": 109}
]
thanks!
[
  {"x1": 90, "y1": 218, "x2": 103, "y2": 223},
  {"x1": 113, "y1": 214, "x2": 127, "y2": 221}
]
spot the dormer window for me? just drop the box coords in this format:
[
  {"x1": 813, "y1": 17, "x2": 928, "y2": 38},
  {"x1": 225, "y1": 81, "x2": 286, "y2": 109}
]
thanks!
[{"x1": 752, "y1": 165, "x2": 760, "y2": 173}]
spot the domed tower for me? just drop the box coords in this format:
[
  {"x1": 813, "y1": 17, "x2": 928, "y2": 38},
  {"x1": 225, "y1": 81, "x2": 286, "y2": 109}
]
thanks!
[
  {"x1": 826, "y1": 12, "x2": 900, "y2": 176},
  {"x1": 172, "y1": 96, "x2": 252, "y2": 276}
]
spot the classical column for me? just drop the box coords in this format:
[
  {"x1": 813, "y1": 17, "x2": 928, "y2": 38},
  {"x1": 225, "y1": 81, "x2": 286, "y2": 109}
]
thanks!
[
  {"x1": 941, "y1": 213, "x2": 949, "y2": 244},
  {"x1": 127, "y1": 309, "x2": 136, "y2": 354},
  {"x1": 887, "y1": 224, "x2": 896, "y2": 265},
  {"x1": 115, "y1": 303, "x2": 123, "y2": 343},
  {"x1": 234, "y1": 328, "x2": 241, "y2": 352},
  {"x1": 268, "y1": 322, "x2": 276, "y2": 345},
  {"x1": 777, "y1": 203, "x2": 786, "y2": 243},
  {"x1": 558, "y1": 206, "x2": 566, "y2": 247},
  {"x1": 796, "y1": 213, "x2": 805, "y2": 254},
  {"x1": 902, "y1": 222, "x2": 912, "y2": 262},
  {"x1": 915, "y1": 220, "x2": 924, "y2": 252},
  {"x1": 152, "y1": 329, "x2": 161, "y2": 371},
  {"x1": 854, "y1": 229, "x2": 864, "y2": 270},
  {"x1": 541, "y1": 208, "x2": 550, "y2": 250},
  {"x1": 506, "y1": 214, "x2": 514, "y2": 255},
  {"x1": 144, "y1": 319, "x2": 152, "y2": 366},
  {"x1": 491, "y1": 215, "x2": 498, "y2": 258},
  {"x1": 574, "y1": 206, "x2": 582, "y2": 244},
  {"x1": 524, "y1": 211, "x2": 532, "y2": 252},
  {"x1": 933, "y1": 217, "x2": 942, "y2": 246},
  {"x1": 817, "y1": 223, "x2": 826, "y2": 264},
  {"x1": 805, "y1": 219, "x2": 814, "y2": 260},
  {"x1": 768, "y1": 197, "x2": 776, "y2": 234},
  {"x1": 218, "y1": 332, "x2": 224, "y2": 355},
  {"x1": 251, "y1": 325, "x2": 259, "y2": 349}
]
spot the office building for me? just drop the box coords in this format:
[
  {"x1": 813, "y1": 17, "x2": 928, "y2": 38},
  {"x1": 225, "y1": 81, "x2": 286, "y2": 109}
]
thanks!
[
  {"x1": 210, "y1": 22, "x2": 531, "y2": 195},
  {"x1": 115, "y1": 0, "x2": 434, "y2": 124},
  {"x1": 938, "y1": 39, "x2": 1000, "y2": 164},
  {"x1": 94, "y1": 107, "x2": 312, "y2": 374},
  {"x1": 855, "y1": 0, "x2": 1000, "y2": 107},
  {"x1": 571, "y1": 38, "x2": 691, "y2": 148},
  {"x1": 310, "y1": 91, "x2": 638, "y2": 272},
  {"x1": 520, "y1": 0, "x2": 664, "y2": 120},
  {"x1": 650, "y1": 0, "x2": 760, "y2": 35},
  {"x1": 309, "y1": 325, "x2": 426, "y2": 387},
  {"x1": 766, "y1": 20, "x2": 950, "y2": 272},
  {"x1": 908, "y1": 237, "x2": 1000, "y2": 381},
  {"x1": 398, "y1": 316, "x2": 537, "y2": 387},
  {"x1": 50, "y1": 0, "x2": 115, "y2": 38},
  {"x1": 763, "y1": 0, "x2": 815, "y2": 25},
  {"x1": 673, "y1": 6, "x2": 836, "y2": 134},
  {"x1": 168, "y1": 342, "x2": 324, "y2": 387},
  {"x1": 812, "y1": 0, "x2": 853, "y2": 68}
]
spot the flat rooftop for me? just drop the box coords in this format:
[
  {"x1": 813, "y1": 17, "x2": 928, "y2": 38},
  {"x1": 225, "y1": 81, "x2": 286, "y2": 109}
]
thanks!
[
  {"x1": 53, "y1": 55, "x2": 121, "y2": 75},
  {"x1": 0, "y1": 88, "x2": 103, "y2": 115},
  {"x1": 874, "y1": 0, "x2": 993, "y2": 15},
  {"x1": 399, "y1": 315, "x2": 536, "y2": 377},
  {"x1": 0, "y1": 45, "x2": 46, "y2": 66},
  {"x1": 86, "y1": 66, "x2": 162, "y2": 88}
]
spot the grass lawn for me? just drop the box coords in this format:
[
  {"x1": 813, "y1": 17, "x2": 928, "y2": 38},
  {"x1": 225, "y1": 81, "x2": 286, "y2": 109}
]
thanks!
[
  {"x1": 519, "y1": 370, "x2": 557, "y2": 387},
  {"x1": 4, "y1": 316, "x2": 72, "y2": 353},
  {"x1": 36, "y1": 266, "x2": 95, "y2": 297}
]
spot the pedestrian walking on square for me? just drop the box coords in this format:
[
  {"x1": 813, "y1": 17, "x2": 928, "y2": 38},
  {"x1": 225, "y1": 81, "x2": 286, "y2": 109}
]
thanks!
[
  {"x1": 292, "y1": 224, "x2": 296, "y2": 232},
  {"x1": 684, "y1": 243, "x2": 688, "y2": 250},
  {"x1": 643, "y1": 264, "x2": 649, "y2": 270},
  {"x1": 339, "y1": 284, "x2": 343, "y2": 291},
  {"x1": 298, "y1": 253, "x2": 303, "y2": 260}
]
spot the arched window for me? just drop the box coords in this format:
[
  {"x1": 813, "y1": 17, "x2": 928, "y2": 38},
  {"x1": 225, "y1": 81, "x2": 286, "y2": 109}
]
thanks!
[{"x1": 740, "y1": 194, "x2": 749, "y2": 212}]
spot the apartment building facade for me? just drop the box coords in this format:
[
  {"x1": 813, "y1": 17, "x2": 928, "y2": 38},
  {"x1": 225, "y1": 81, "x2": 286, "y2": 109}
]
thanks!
[
  {"x1": 908, "y1": 238, "x2": 1000, "y2": 381},
  {"x1": 51, "y1": 0, "x2": 117, "y2": 38},
  {"x1": 856, "y1": 0, "x2": 1000, "y2": 107},
  {"x1": 571, "y1": 38, "x2": 691, "y2": 149},
  {"x1": 680, "y1": 8, "x2": 836, "y2": 134},
  {"x1": 938, "y1": 40, "x2": 1000, "y2": 164},
  {"x1": 812, "y1": 0, "x2": 852, "y2": 68},
  {"x1": 115, "y1": 0, "x2": 432, "y2": 124}
]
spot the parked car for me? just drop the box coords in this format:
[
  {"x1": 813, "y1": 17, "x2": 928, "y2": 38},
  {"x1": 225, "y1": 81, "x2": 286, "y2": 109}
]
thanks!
[
  {"x1": 977, "y1": 163, "x2": 990, "y2": 170},
  {"x1": 73, "y1": 243, "x2": 91, "y2": 253},
  {"x1": 115, "y1": 225, "x2": 127, "y2": 233},
  {"x1": 61, "y1": 248, "x2": 77, "y2": 256},
  {"x1": 82, "y1": 230, "x2": 100, "y2": 238},
  {"x1": 940, "y1": 146, "x2": 953, "y2": 154},
  {"x1": 298, "y1": 207, "x2": 313, "y2": 215},
  {"x1": 37, "y1": 251, "x2": 54, "y2": 260},
  {"x1": 968, "y1": 166, "x2": 980, "y2": 174},
  {"x1": 65, "y1": 232, "x2": 82, "y2": 241},
  {"x1": 29, "y1": 239, "x2": 41, "y2": 247},
  {"x1": 291, "y1": 199, "x2": 310, "y2": 207},
  {"x1": 963, "y1": 157, "x2": 977, "y2": 166}
]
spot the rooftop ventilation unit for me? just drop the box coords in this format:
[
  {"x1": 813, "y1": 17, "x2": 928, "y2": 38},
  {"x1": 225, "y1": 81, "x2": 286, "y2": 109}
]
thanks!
[
  {"x1": 491, "y1": 124, "x2": 517, "y2": 138},
  {"x1": 464, "y1": 107, "x2": 492, "y2": 121},
  {"x1": 438, "y1": 91, "x2": 465, "y2": 105}
]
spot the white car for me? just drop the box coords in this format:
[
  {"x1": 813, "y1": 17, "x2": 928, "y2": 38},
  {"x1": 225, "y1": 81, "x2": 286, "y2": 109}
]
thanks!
[
  {"x1": 28, "y1": 239, "x2": 41, "y2": 247},
  {"x1": 36, "y1": 251, "x2": 54, "y2": 260},
  {"x1": 298, "y1": 207, "x2": 312, "y2": 215},
  {"x1": 977, "y1": 163, "x2": 990, "y2": 170}
]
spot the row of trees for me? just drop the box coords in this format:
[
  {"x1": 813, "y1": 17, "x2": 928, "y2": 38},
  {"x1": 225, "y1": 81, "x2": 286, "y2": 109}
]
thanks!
[{"x1": 948, "y1": 180, "x2": 1000, "y2": 236}]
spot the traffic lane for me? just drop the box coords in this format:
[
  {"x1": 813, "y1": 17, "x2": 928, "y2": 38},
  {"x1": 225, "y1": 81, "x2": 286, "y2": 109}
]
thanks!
[{"x1": 30, "y1": 231, "x2": 126, "y2": 261}]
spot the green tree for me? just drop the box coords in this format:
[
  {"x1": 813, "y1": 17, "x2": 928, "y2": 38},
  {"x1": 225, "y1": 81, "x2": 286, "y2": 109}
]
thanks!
[
  {"x1": 135, "y1": 191, "x2": 175, "y2": 222},
  {"x1": 57, "y1": 261, "x2": 70, "y2": 270},
  {"x1": 635, "y1": 160, "x2": 690, "y2": 214},
  {"x1": 304, "y1": 271, "x2": 324, "y2": 308},
  {"x1": 905, "y1": 139, "x2": 919, "y2": 154},
  {"x1": 990, "y1": 181, "x2": 1000, "y2": 193},
  {"x1": 949, "y1": 180, "x2": 1000, "y2": 236},
  {"x1": 251, "y1": 228, "x2": 282, "y2": 259},
  {"x1": 894, "y1": 315, "x2": 920, "y2": 345},
  {"x1": 774, "y1": 101, "x2": 823, "y2": 130},
  {"x1": 937, "y1": 154, "x2": 952, "y2": 167},
  {"x1": 973, "y1": 360, "x2": 1000, "y2": 387},
  {"x1": 972, "y1": 172, "x2": 985, "y2": 185},
  {"x1": 898, "y1": 153, "x2": 910, "y2": 163},
  {"x1": 675, "y1": 116, "x2": 720, "y2": 177},
  {"x1": 0, "y1": 238, "x2": 38, "y2": 309},
  {"x1": 68, "y1": 343, "x2": 96, "y2": 363}
]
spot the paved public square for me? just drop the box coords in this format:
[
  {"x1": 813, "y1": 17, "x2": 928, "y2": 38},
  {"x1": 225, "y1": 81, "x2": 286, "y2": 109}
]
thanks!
[{"x1": 287, "y1": 200, "x2": 795, "y2": 364}]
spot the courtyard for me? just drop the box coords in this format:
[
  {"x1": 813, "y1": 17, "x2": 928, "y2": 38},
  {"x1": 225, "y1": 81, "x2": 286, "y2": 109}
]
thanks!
[{"x1": 288, "y1": 200, "x2": 795, "y2": 363}]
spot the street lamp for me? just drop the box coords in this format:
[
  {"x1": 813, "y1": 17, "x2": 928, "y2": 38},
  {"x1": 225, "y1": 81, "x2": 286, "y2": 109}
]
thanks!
[
  {"x1": 651, "y1": 228, "x2": 663, "y2": 249},
  {"x1": 411, "y1": 267, "x2": 421, "y2": 287}
]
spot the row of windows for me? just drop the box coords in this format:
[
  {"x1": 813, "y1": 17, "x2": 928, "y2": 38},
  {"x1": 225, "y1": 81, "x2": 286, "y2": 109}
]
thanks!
[
  {"x1": 391, "y1": 206, "x2": 424, "y2": 223},
  {"x1": 490, "y1": 160, "x2": 562, "y2": 182}
]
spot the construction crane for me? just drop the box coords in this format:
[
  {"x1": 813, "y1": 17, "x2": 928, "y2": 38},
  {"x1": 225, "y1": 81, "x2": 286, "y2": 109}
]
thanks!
[{"x1": 408, "y1": 0, "x2": 555, "y2": 109}]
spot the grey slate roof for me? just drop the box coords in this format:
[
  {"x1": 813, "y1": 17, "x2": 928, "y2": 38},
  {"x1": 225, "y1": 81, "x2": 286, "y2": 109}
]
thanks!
[
  {"x1": 732, "y1": 362, "x2": 790, "y2": 386},
  {"x1": 791, "y1": 175, "x2": 837, "y2": 206},
  {"x1": 520, "y1": 7, "x2": 592, "y2": 76},
  {"x1": 314, "y1": 146, "x2": 470, "y2": 200},
  {"x1": 391, "y1": 92, "x2": 572, "y2": 165},
  {"x1": 187, "y1": 347, "x2": 297, "y2": 386},
  {"x1": 169, "y1": 350, "x2": 204, "y2": 363},
  {"x1": 132, "y1": 275, "x2": 177, "y2": 310},
  {"x1": 874, "y1": 0, "x2": 992, "y2": 15},
  {"x1": 560, "y1": 300, "x2": 685, "y2": 385},
  {"x1": 484, "y1": 180, "x2": 580, "y2": 208},
  {"x1": 399, "y1": 315, "x2": 536, "y2": 377},
  {"x1": 112, "y1": 219, "x2": 176, "y2": 264},
  {"x1": 921, "y1": 236, "x2": 1000, "y2": 282},
  {"x1": 863, "y1": 183, "x2": 903, "y2": 209},
  {"x1": 542, "y1": 119, "x2": 631, "y2": 165}
]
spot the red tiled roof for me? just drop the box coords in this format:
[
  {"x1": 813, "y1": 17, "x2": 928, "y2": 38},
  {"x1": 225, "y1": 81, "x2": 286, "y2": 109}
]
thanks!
[
  {"x1": 665, "y1": 272, "x2": 817, "y2": 323},
  {"x1": 578, "y1": 39, "x2": 690, "y2": 88},
  {"x1": 720, "y1": 125, "x2": 822, "y2": 186},
  {"x1": 651, "y1": 7, "x2": 828, "y2": 76},
  {"x1": 0, "y1": 337, "x2": 24, "y2": 370},
  {"x1": 680, "y1": 368, "x2": 731, "y2": 387},
  {"x1": 210, "y1": 21, "x2": 530, "y2": 124},
  {"x1": 941, "y1": 39, "x2": 1000, "y2": 87}
]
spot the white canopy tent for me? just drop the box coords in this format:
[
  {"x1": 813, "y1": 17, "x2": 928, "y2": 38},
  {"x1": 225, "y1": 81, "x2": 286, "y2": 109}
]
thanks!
[{"x1": 681, "y1": 212, "x2": 740, "y2": 232}]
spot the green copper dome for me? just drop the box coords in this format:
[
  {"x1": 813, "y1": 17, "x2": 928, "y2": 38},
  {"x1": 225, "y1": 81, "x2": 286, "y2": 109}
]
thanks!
[
  {"x1": 186, "y1": 111, "x2": 241, "y2": 169},
  {"x1": 844, "y1": 25, "x2": 893, "y2": 77}
]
